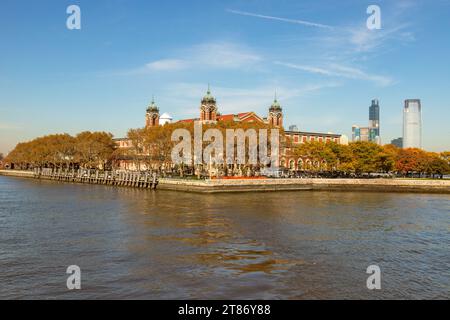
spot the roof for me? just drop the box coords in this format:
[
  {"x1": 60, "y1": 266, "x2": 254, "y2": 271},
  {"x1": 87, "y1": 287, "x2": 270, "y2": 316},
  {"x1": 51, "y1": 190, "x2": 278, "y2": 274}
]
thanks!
[
  {"x1": 285, "y1": 130, "x2": 341, "y2": 138},
  {"x1": 178, "y1": 118, "x2": 198, "y2": 123},
  {"x1": 176, "y1": 112, "x2": 265, "y2": 124},
  {"x1": 160, "y1": 112, "x2": 173, "y2": 119}
]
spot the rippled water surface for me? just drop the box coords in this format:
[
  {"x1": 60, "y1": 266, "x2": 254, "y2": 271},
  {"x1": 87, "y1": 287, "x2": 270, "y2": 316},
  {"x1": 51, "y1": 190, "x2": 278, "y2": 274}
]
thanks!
[{"x1": 0, "y1": 176, "x2": 449, "y2": 299}]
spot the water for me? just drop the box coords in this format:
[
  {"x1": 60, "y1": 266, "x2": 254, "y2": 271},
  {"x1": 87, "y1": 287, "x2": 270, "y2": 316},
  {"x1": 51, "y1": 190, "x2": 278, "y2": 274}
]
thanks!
[{"x1": 0, "y1": 176, "x2": 449, "y2": 299}]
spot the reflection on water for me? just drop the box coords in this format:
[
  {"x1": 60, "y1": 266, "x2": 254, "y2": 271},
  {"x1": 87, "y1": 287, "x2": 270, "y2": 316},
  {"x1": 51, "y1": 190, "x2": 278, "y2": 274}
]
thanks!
[{"x1": 0, "y1": 176, "x2": 449, "y2": 299}]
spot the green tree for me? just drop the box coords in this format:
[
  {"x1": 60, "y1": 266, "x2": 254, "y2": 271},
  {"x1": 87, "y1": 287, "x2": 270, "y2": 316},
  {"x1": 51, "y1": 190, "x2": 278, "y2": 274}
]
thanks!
[{"x1": 349, "y1": 141, "x2": 383, "y2": 175}]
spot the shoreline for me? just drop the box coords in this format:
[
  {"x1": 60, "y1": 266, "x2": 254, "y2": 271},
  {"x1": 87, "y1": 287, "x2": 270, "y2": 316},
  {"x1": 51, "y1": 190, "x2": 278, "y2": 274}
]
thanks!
[{"x1": 1, "y1": 169, "x2": 450, "y2": 194}]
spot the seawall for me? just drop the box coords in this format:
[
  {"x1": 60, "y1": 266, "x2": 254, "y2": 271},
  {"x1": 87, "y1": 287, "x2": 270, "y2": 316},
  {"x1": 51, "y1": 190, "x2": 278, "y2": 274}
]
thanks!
[
  {"x1": 158, "y1": 177, "x2": 450, "y2": 194},
  {"x1": 1, "y1": 170, "x2": 450, "y2": 194}
]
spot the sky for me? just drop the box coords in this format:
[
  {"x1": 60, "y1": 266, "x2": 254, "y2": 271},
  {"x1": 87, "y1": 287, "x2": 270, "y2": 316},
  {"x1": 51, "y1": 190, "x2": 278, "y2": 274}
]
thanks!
[{"x1": 1, "y1": 0, "x2": 450, "y2": 154}]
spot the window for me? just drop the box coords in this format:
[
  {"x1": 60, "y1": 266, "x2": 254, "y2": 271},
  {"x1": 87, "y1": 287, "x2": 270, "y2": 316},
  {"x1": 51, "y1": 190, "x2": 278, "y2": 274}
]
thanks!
[{"x1": 289, "y1": 160, "x2": 295, "y2": 170}]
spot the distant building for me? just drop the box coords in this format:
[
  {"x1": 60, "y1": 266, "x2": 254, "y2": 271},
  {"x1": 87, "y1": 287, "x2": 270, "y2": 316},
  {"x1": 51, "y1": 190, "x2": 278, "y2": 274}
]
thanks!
[
  {"x1": 391, "y1": 137, "x2": 403, "y2": 148},
  {"x1": 352, "y1": 99, "x2": 381, "y2": 144},
  {"x1": 369, "y1": 99, "x2": 381, "y2": 144},
  {"x1": 159, "y1": 113, "x2": 173, "y2": 125},
  {"x1": 403, "y1": 99, "x2": 422, "y2": 149},
  {"x1": 352, "y1": 125, "x2": 370, "y2": 142}
]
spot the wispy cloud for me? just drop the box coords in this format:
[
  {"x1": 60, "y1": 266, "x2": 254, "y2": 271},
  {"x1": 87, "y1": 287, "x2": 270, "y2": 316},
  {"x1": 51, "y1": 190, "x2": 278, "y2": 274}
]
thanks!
[
  {"x1": 130, "y1": 41, "x2": 262, "y2": 74},
  {"x1": 145, "y1": 59, "x2": 188, "y2": 71},
  {"x1": 227, "y1": 9, "x2": 334, "y2": 30},
  {"x1": 347, "y1": 23, "x2": 414, "y2": 53},
  {"x1": 161, "y1": 82, "x2": 340, "y2": 117},
  {"x1": 274, "y1": 61, "x2": 393, "y2": 86},
  {"x1": 191, "y1": 42, "x2": 262, "y2": 68},
  {"x1": 0, "y1": 122, "x2": 21, "y2": 130}
]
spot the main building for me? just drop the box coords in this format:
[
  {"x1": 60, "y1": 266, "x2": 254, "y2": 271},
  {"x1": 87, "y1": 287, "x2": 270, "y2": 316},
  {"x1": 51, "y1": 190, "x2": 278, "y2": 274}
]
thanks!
[{"x1": 115, "y1": 88, "x2": 346, "y2": 171}]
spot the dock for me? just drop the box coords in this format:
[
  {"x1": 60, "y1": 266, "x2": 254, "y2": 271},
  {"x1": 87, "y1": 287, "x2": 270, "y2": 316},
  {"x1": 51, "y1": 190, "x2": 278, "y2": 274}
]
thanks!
[{"x1": 32, "y1": 168, "x2": 159, "y2": 189}]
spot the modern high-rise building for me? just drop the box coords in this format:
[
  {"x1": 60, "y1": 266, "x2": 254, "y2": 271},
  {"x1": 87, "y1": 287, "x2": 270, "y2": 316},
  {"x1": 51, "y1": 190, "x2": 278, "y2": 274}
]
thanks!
[
  {"x1": 391, "y1": 137, "x2": 403, "y2": 148},
  {"x1": 352, "y1": 125, "x2": 370, "y2": 142},
  {"x1": 369, "y1": 99, "x2": 380, "y2": 144},
  {"x1": 403, "y1": 99, "x2": 422, "y2": 149},
  {"x1": 351, "y1": 99, "x2": 381, "y2": 144}
]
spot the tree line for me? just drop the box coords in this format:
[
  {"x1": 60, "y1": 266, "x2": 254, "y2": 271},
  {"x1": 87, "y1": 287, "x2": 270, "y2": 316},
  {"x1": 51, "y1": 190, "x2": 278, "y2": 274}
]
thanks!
[
  {"x1": 290, "y1": 140, "x2": 450, "y2": 178},
  {"x1": 4, "y1": 131, "x2": 116, "y2": 170},
  {"x1": 3, "y1": 124, "x2": 450, "y2": 178}
]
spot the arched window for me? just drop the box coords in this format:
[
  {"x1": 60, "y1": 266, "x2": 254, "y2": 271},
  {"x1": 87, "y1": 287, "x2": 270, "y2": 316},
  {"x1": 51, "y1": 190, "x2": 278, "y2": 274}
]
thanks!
[
  {"x1": 305, "y1": 159, "x2": 312, "y2": 170},
  {"x1": 289, "y1": 160, "x2": 295, "y2": 170},
  {"x1": 313, "y1": 160, "x2": 320, "y2": 169},
  {"x1": 297, "y1": 159, "x2": 304, "y2": 170},
  {"x1": 280, "y1": 159, "x2": 286, "y2": 168}
]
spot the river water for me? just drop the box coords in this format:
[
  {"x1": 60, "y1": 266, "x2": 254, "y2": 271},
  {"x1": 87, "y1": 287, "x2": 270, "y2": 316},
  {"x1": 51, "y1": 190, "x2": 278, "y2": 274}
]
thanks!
[{"x1": 0, "y1": 176, "x2": 448, "y2": 299}]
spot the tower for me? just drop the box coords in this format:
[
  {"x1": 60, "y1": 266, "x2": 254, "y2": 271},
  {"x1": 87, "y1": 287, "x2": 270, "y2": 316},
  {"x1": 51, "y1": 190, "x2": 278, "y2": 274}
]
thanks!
[
  {"x1": 268, "y1": 94, "x2": 283, "y2": 128},
  {"x1": 403, "y1": 99, "x2": 422, "y2": 149},
  {"x1": 145, "y1": 97, "x2": 160, "y2": 128},
  {"x1": 369, "y1": 99, "x2": 381, "y2": 144},
  {"x1": 200, "y1": 85, "x2": 218, "y2": 123}
]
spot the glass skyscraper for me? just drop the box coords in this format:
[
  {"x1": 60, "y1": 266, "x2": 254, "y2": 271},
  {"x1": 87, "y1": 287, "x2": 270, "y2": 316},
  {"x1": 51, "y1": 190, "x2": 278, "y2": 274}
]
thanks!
[
  {"x1": 369, "y1": 99, "x2": 380, "y2": 144},
  {"x1": 403, "y1": 99, "x2": 422, "y2": 149}
]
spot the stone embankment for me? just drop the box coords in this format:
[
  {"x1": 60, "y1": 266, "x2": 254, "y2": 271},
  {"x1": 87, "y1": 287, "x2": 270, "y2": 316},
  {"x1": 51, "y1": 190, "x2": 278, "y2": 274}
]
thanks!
[{"x1": 1, "y1": 170, "x2": 449, "y2": 194}]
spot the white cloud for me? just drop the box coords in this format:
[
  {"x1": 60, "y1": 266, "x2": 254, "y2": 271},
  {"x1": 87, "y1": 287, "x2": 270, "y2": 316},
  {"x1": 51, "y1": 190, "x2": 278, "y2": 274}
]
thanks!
[
  {"x1": 145, "y1": 59, "x2": 188, "y2": 71},
  {"x1": 161, "y1": 82, "x2": 340, "y2": 118},
  {"x1": 190, "y1": 42, "x2": 262, "y2": 68},
  {"x1": 274, "y1": 61, "x2": 393, "y2": 86},
  {"x1": 347, "y1": 23, "x2": 414, "y2": 53},
  {"x1": 139, "y1": 41, "x2": 262, "y2": 73},
  {"x1": 226, "y1": 9, "x2": 334, "y2": 30}
]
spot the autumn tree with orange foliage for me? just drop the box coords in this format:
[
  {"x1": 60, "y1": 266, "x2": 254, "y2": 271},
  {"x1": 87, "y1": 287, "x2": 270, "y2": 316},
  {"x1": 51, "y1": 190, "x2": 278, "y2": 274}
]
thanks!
[{"x1": 5, "y1": 132, "x2": 116, "y2": 170}]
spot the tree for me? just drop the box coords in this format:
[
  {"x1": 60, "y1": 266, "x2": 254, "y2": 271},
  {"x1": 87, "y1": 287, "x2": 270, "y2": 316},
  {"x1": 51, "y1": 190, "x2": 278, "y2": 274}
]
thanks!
[
  {"x1": 293, "y1": 141, "x2": 337, "y2": 171},
  {"x1": 328, "y1": 143, "x2": 355, "y2": 173},
  {"x1": 349, "y1": 141, "x2": 383, "y2": 175},
  {"x1": 375, "y1": 145, "x2": 397, "y2": 173},
  {"x1": 441, "y1": 151, "x2": 450, "y2": 166},
  {"x1": 424, "y1": 152, "x2": 450, "y2": 178},
  {"x1": 395, "y1": 148, "x2": 428, "y2": 176},
  {"x1": 75, "y1": 131, "x2": 116, "y2": 169}
]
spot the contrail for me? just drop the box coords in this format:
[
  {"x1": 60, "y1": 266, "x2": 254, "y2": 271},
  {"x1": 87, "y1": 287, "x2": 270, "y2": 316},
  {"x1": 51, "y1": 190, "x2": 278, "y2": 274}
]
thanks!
[{"x1": 227, "y1": 9, "x2": 334, "y2": 30}]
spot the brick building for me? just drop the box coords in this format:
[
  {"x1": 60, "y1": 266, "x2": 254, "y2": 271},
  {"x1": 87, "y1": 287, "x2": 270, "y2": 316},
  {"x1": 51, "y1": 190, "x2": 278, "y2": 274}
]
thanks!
[{"x1": 114, "y1": 87, "x2": 347, "y2": 171}]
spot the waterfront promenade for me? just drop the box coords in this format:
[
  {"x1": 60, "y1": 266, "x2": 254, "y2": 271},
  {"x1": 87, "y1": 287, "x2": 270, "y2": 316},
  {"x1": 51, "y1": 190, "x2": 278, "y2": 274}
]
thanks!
[{"x1": 1, "y1": 169, "x2": 449, "y2": 194}]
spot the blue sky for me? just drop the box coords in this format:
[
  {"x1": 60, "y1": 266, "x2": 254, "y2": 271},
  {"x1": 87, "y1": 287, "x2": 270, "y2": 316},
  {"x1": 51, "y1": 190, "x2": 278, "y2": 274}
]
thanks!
[{"x1": 1, "y1": 0, "x2": 450, "y2": 154}]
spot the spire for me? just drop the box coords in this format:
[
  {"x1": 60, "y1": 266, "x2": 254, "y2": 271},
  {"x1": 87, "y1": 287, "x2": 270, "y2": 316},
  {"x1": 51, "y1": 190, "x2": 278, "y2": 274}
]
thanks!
[
  {"x1": 202, "y1": 83, "x2": 216, "y2": 102},
  {"x1": 147, "y1": 95, "x2": 159, "y2": 113},
  {"x1": 270, "y1": 91, "x2": 281, "y2": 111}
]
